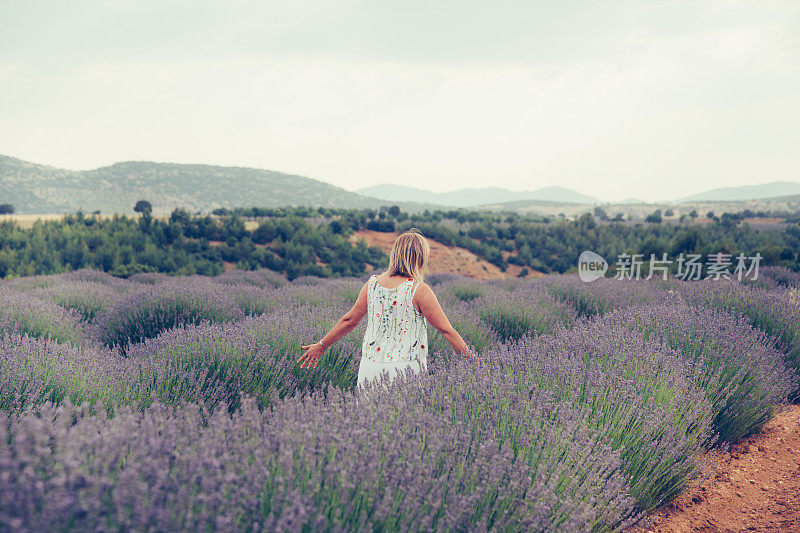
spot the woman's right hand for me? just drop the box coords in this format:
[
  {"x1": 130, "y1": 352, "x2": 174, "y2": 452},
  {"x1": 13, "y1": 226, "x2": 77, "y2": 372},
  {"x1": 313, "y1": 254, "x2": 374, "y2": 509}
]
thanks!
[{"x1": 463, "y1": 346, "x2": 486, "y2": 368}]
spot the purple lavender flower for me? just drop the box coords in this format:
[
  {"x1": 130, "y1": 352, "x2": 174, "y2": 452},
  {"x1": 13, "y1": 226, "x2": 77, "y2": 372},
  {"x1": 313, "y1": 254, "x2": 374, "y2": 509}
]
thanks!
[
  {"x1": 93, "y1": 276, "x2": 246, "y2": 350},
  {"x1": 0, "y1": 286, "x2": 84, "y2": 344},
  {"x1": 0, "y1": 267, "x2": 796, "y2": 531},
  {"x1": 603, "y1": 302, "x2": 797, "y2": 442},
  {"x1": 676, "y1": 279, "x2": 800, "y2": 397}
]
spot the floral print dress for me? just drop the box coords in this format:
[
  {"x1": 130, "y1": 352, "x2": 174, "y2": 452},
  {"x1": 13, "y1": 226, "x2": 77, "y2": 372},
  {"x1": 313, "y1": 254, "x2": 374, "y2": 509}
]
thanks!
[{"x1": 357, "y1": 275, "x2": 428, "y2": 387}]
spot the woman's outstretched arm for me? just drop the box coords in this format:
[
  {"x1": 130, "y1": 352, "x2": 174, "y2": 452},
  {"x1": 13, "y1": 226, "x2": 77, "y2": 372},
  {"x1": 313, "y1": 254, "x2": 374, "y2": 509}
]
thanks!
[
  {"x1": 298, "y1": 281, "x2": 369, "y2": 369},
  {"x1": 414, "y1": 283, "x2": 471, "y2": 358}
]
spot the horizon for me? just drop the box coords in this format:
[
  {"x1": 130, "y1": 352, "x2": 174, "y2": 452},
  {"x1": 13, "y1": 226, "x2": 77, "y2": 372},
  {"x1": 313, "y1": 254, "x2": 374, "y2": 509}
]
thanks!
[
  {"x1": 4, "y1": 151, "x2": 800, "y2": 205},
  {"x1": 2, "y1": 1, "x2": 799, "y2": 202}
]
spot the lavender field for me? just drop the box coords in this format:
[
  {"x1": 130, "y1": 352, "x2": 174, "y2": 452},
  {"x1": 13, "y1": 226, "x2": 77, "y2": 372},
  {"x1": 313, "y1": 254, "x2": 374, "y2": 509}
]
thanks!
[{"x1": 1, "y1": 267, "x2": 800, "y2": 532}]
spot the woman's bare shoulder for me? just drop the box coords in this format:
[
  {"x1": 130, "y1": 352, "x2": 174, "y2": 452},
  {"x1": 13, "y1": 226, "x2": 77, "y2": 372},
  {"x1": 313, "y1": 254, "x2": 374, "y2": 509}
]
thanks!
[{"x1": 414, "y1": 281, "x2": 435, "y2": 299}]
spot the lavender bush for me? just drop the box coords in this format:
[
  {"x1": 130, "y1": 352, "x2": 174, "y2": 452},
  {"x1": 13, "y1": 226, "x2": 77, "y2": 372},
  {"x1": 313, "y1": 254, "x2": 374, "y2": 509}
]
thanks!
[
  {"x1": 0, "y1": 286, "x2": 85, "y2": 344},
  {"x1": 127, "y1": 305, "x2": 362, "y2": 411},
  {"x1": 3, "y1": 274, "x2": 60, "y2": 291},
  {"x1": 326, "y1": 277, "x2": 369, "y2": 303},
  {"x1": 31, "y1": 281, "x2": 127, "y2": 320},
  {"x1": 4, "y1": 268, "x2": 130, "y2": 291},
  {"x1": 217, "y1": 275, "x2": 358, "y2": 318},
  {"x1": 411, "y1": 355, "x2": 637, "y2": 528},
  {"x1": 213, "y1": 268, "x2": 287, "y2": 289},
  {"x1": 759, "y1": 265, "x2": 800, "y2": 288},
  {"x1": 58, "y1": 268, "x2": 134, "y2": 287},
  {"x1": 0, "y1": 267, "x2": 797, "y2": 531},
  {"x1": 0, "y1": 334, "x2": 136, "y2": 412},
  {"x1": 128, "y1": 271, "x2": 173, "y2": 284},
  {"x1": 433, "y1": 277, "x2": 490, "y2": 304},
  {"x1": 0, "y1": 367, "x2": 637, "y2": 532},
  {"x1": 93, "y1": 277, "x2": 246, "y2": 350},
  {"x1": 676, "y1": 279, "x2": 800, "y2": 396},
  {"x1": 489, "y1": 322, "x2": 713, "y2": 511},
  {"x1": 472, "y1": 285, "x2": 577, "y2": 342},
  {"x1": 424, "y1": 272, "x2": 464, "y2": 286},
  {"x1": 542, "y1": 275, "x2": 664, "y2": 318},
  {"x1": 221, "y1": 283, "x2": 282, "y2": 317},
  {"x1": 604, "y1": 303, "x2": 797, "y2": 442}
]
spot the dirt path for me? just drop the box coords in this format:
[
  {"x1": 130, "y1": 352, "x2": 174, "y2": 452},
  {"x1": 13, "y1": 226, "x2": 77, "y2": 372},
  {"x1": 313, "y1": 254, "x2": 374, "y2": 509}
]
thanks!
[
  {"x1": 349, "y1": 230, "x2": 543, "y2": 280},
  {"x1": 634, "y1": 405, "x2": 800, "y2": 532}
]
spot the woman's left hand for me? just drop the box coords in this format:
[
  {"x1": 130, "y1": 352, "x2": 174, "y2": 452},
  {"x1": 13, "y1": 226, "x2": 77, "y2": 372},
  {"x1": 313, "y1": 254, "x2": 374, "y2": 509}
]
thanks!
[{"x1": 298, "y1": 342, "x2": 325, "y2": 369}]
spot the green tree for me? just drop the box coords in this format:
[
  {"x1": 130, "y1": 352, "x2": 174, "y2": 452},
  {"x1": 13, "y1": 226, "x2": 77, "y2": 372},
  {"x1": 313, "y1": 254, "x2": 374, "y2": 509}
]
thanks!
[
  {"x1": 134, "y1": 200, "x2": 152, "y2": 213},
  {"x1": 645, "y1": 210, "x2": 663, "y2": 224}
]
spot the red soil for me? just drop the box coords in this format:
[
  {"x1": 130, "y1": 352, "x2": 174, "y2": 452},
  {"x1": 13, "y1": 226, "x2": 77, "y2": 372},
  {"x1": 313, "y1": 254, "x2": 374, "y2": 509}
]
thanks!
[
  {"x1": 349, "y1": 230, "x2": 544, "y2": 280},
  {"x1": 633, "y1": 404, "x2": 800, "y2": 532},
  {"x1": 210, "y1": 231, "x2": 543, "y2": 281}
]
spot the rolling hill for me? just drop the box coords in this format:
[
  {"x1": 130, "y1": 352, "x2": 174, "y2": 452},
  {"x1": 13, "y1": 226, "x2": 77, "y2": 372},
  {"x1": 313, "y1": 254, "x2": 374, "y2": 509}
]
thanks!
[
  {"x1": 356, "y1": 184, "x2": 599, "y2": 206},
  {"x1": 0, "y1": 155, "x2": 422, "y2": 215},
  {"x1": 4, "y1": 153, "x2": 798, "y2": 217},
  {"x1": 678, "y1": 181, "x2": 800, "y2": 202}
]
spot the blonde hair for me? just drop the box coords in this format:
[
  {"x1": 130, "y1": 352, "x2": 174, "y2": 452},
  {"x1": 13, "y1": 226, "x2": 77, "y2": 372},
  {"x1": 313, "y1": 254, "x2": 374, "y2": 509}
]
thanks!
[{"x1": 384, "y1": 229, "x2": 430, "y2": 282}]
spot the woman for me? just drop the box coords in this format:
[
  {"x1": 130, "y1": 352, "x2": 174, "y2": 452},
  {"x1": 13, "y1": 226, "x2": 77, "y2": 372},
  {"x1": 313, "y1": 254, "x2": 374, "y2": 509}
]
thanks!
[{"x1": 298, "y1": 229, "x2": 471, "y2": 387}]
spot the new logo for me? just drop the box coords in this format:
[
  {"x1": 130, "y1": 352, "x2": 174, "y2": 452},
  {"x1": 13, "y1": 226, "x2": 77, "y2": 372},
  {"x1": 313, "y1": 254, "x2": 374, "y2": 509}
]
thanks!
[{"x1": 578, "y1": 250, "x2": 607, "y2": 282}]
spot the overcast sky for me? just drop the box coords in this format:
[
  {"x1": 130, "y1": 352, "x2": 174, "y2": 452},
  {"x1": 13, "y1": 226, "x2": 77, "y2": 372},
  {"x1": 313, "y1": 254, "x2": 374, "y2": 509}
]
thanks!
[{"x1": 1, "y1": 0, "x2": 798, "y2": 202}]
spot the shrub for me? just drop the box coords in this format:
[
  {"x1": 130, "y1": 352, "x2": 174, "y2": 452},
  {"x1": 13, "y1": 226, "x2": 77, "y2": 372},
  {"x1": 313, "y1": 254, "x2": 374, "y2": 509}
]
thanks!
[
  {"x1": 31, "y1": 281, "x2": 126, "y2": 321},
  {"x1": 490, "y1": 323, "x2": 713, "y2": 511},
  {"x1": 0, "y1": 286, "x2": 84, "y2": 344},
  {"x1": 0, "y1": 268, "x2": 796, "y2": 530},
  {"x1": 214, "y1": 268, "x2": 287, "y2": 289},
  {"x1": 127, "y1": 305, "x2": 362, "y2": 411},
  {"x1": 473, "y1": 286, "x2": 576, "y2": 342},
  {"x1": 94, "y1": 277, "x2": 244, "y2": 350},
  {"x1": 59, "y1": 268, "x2": 132, "y2": 287},
  {"x1": 4, "y1": 275, "x2": 60, "y2": 291},
  {"x1": 128, "y1": 271, "x2": 173, "y2": 285},
  {"x1": 677, "y1": 280, "x2": 800, "y2": 398},
  {"x1": 425, "y1": 272, "x2": 464, "y2": 286},
  {"x1": 437, "y1": 279, "x2": 489, "y2": 303},
  {"x1": 543, "y1": 276, "x2": 664, "y2": 318},
  {"x1": 760, "y1": 265, "x2": 800, "y2": 288},
  {"x1": 604, "y1": 303, "x2": 796, "y2": 442},
  {"x1": 0, "y1": 370, "x2": 636, "y2": 531},
  {"x1": 0, "y1": 334, "x2": 135, "y2": 413}
]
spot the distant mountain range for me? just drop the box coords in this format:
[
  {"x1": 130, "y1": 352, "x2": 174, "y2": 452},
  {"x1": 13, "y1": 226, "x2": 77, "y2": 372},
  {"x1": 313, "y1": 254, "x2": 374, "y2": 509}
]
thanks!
[
  {"x1": 676, "y1": 182, "x2": 800, "y2": 202},
  {"x1": 0, "y1": 155, "x2": 414, "y2": 215},
  {"x1": 1, "y1": 153, "x2": 798, "y2": 214},
  {"x1": 361, "y1": 181, "x2": 800, "y2": 207},
  {"x1": 356, "y1": 184, "x2": 599, "y2": 206}
]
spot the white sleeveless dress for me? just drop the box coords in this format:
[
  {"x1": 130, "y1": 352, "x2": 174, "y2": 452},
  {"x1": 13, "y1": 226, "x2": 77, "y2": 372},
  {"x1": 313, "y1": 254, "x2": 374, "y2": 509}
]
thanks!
[{"x1": 357, "y1": 275, "x2": 428, "y2": 387}]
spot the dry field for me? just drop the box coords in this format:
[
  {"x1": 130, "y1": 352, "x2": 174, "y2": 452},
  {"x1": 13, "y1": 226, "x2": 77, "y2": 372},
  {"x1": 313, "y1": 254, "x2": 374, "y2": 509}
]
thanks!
[
  {"x1": 349, "y1": 229, "x2": 544, "y2": 280},
  {"x1": 0, "y1": 212, "x2": 171, "y2": 229}
]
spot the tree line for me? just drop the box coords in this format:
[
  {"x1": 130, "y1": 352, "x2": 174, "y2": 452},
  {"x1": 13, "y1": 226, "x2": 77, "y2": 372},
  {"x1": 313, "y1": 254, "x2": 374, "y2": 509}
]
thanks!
[{"x1": 0, "y1": 204, "x2": 798, "y2": 280}]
